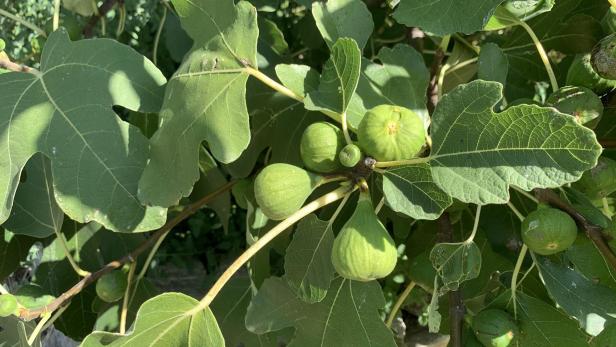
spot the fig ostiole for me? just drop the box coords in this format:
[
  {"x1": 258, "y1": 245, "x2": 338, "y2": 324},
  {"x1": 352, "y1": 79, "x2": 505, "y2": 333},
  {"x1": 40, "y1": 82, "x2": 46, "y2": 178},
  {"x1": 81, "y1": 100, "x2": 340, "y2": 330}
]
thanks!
[
  {"x1": 521, "y1": 207, "x2": 577, "y2": 255},
  {"x1": 331, "y1": 191, "x2": 397, "y2": 281},
  {"x1": 339, "y1": 144, "x2": 363, "y2": 168},
  {"x1": 0, "y1": 294, "x2": 18, "y2": 317},
  {"x1": 96, "y1": 270, "x2": 128, "y2": 303},
  {"x1": 546, "y1": 86, "x2": 603, "y2": 128},
  {"x1": 358, "y1": 105, "x2": 426, "y2": 162},
  {"x1": 472, "y1": 309, "x2": 519, "y2": 347},
  {"x1": 254, "y1": 163, "x2": 325, "y2": 221},
  {"x1": 573, "y1": 157, "x2": 616, "y2": 199},
  {"x1": 300, "y1": 122, "x2": 345, "y2": 173}
]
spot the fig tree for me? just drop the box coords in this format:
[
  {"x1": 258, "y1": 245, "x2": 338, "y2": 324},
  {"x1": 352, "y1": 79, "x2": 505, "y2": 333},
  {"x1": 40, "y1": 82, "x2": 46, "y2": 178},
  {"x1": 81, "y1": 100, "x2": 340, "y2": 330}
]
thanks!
[
  {"x1": 0, "y1": 294, "x2": 18, "y2": 317},
  {"x1": 300, "y1": 122, "x2": 345, "y2": 173},
  {"x1": 254, "y1": 163, "x2": 323, "y2": 220},
  {"x1": 96, "y1": 270, "x2": 128, "y2": 303},
  {"x1": 567, "y1": 54, "x2": 616, "y2": 94},
  {"x1": 573, "y1": 157, "x2": 616, "y2": 199},
  {"x1": 339, "y1": 144, "x2": 362, "y2": 168},
  {"x1": 331, "y1": 191, "x2": 398, "y2": 281},
  {"x1": 521, "y1": 207, "x2": 577, "y2": 255},
  {"x1": 592, "y1": 33, "x2": 616, "y2": 80},
  {"x1": 357, "y1": 105, "x2": 425, "y2": 162},
  {"x1": 472, "y1": 309, "x2": 518, "y2": 347},
  {"x1": 546, "y1": 86, "x2": 604, "y2": 128}
]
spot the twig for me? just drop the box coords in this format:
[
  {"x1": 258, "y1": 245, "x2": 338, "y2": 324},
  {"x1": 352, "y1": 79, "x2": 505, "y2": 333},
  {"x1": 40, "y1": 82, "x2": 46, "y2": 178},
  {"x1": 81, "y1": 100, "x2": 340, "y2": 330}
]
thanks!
[
  {"x1": 386, "y1": 281, "x2": 416, "y2": 328},
  {"x1": 52, "y1": 0, "x2": 61, "y2": 31},
  {"x1": 83, "y1": 0, "x2": 119, "y2": 37},
  {"x1": 18, "y1": 181, "x2": 236, "y2": 321},
  {"x1": 119, "y1": 261, "x2": 136, "y2": 334},
  {"x1": 534, "y1": 188, "x2": 616, "y2": 271},
  {"x1": 436, "y1": 212, "x2": 464, "y2": 347},
  {"x1": 0, "y1": 55, "x2": 37, "y2": 74},
  {"x1": 427, "y1": 37, "x2": 449, "y2": 114},
  {"x1": 0, "y1": 8, "x2": 47, "y2": 37},
  {"x1": 152, "y1": 5, "x2": 168, "y2": 66}
]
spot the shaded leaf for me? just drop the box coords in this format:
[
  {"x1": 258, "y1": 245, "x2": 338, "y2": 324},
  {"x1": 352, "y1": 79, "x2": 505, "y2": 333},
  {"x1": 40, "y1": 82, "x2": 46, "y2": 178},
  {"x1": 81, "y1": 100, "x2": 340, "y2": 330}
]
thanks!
[
  {"x1": 478, "y1": 43, "x2": 509, "y2": 86},
  {"x1": 0, "y1": 231, "x2": 36, "y2": 282},
  {"x1": 0, "y1": 316, "x2": 40, "y2": 347},
  {"x1": 430, "y1": 241, "x2": 481, "y2": 292},
  {"x1": 312, "y1": 0, "x2": 374, "y2": 50}
]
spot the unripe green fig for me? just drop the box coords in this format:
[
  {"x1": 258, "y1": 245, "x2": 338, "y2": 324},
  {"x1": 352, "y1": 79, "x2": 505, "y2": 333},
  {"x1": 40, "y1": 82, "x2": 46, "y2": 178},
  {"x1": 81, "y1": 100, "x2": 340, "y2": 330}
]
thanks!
[
  {"x1": 573, "y1": 157, "x2": 616, "y2": 199},
  {"x1": 502, "y1": 0, "x2": 543, "y2": 18},
  {"x1": 300, "y1": 122, "x2": 345, "y2": 173},
  {"x1": 567, "y1": 54, "x2": 616, "y2": 94},
  {"x1": 254, "y1": 163, "x2": 322, "y2": 220},
  {"x1": 521, "y1": 207, "x2": 577, "y2": 255},
  {"x1": 472, "y1": 309, "x2": 518, "y2": 347},
  {"x1": 358, "y1": 105, "x2": 425, "y2": 162},
  {"x1": 331, "y1": 192, "x2": 398, "y2": 281},
  {"x1": 592, "y1": 33, "x2": 616, "y2": 80},
  {"x1": 339, "y1": 144, "x2": 362, "y2": 168},
  {"x1": 96, "y1": 270, "x2": 128, "y2": 303},
  {"x1": 0, "y1": 294, "x2": 18, "y2": 317},
  {"x1": 546, "y1": 86, "x2": 603, "y2": 128}
]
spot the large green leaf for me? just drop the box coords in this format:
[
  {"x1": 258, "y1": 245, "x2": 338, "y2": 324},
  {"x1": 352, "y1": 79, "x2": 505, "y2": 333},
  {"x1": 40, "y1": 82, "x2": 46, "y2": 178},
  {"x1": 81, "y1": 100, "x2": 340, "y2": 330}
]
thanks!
[
  {"x1": 81, "y1": 293, "x2": 224, "y2": 347},
  {"x1": 537, "y1": 257, "x2": 616, "y2": 336},
  {"x1": 429, "y1": 80, "x2": 601, "y2": 205},
  {"x1": 0, "y1": 29, "x2": 167, "y2": 233},
  {"x1": 304, "y1": 38, "x2": 361, "y2": 115},
  {"x1": 392, "y1": 0, "x2": 503, "y2": 35},
  {"x1": 245, "y1": 277, "x2": 396, "y2": 347},
  {"x1": 0, "y1": 316, "x2": 40, "y2": 347},
  {"x1": 381, "y1": 164, "x2": 452, "y2": 220},
  {"x1": 3, "y1": 153, "x2": 63, "y2": 238},
  {"x1": 284, "y1": 214, "x2": 336, "y2": 303},
  {"x1": 312, "y1": 0, "x2": 374, "y2": 50},
  {"x1": 138, "y1": 0, "x2": 258, "y2": 207}
]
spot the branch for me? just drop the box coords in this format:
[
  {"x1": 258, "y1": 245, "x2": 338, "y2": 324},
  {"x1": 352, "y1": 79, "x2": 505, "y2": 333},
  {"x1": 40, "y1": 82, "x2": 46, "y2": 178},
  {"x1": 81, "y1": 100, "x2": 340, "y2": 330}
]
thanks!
[
  {"x1": 436, "y1": 212, "x2": 464, "y2": 347},
  {"x1": 427, "y1": 47, "x2": 446, "y2": 114},
  {"x1": 83, "y1": 0, "x2": 121, "y2": 38},
  {"x1": 18, "y1": 180, "x2": 236, "y2": 321},
  {"x1": 534, "y1": 188, "x2": 616, "y2": 271},
  {"x1": 0, "y1": 54, "x2": 37, "y2": 74}
]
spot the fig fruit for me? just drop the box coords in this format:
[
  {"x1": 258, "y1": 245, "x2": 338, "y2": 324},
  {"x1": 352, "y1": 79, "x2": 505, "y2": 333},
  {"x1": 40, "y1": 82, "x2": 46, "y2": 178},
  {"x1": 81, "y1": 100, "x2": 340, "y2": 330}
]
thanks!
[
  {"x1": 502, "y1": 0, "x2": 543, "y2": 18},
  {"x1": 254, "y1": 163, "x2": 323, "y2": 220},
  {"x1": 567, "y1": 54, "x2": 616, "y2": 94},
  {"x1": 521, "y1": 207, "x2": 577, "y2": 255},
  {"x1": 300, "y1": 122, "x2": 345, "y2": 173},
  {"x1": 0, "y1": 294, "x2": 18, "y2": 317},
  {"x1": 96, "y1": 270, "x2": 128, "y2": 303},
  {"x1": 546, "y1": 86, "x2": 603, "y2": 128},
  {"x1": 339, "y1": 144, "x2": 362, "y2": 168},
  {"x1": 573, "y1": 157, "x2": 616, "y2": 199},
  {"x1": 331, "y1": 191, "x2": 397, "y2": 281},
  {"x1": 592, "y1": 33, "x2": 616, "y2": 80},
  {"x1": 472, "y1": 309, "x2": 518, "y2": 347},
  {"x1": 358, "y1": 105, "x2": 425, "y2": 162}
]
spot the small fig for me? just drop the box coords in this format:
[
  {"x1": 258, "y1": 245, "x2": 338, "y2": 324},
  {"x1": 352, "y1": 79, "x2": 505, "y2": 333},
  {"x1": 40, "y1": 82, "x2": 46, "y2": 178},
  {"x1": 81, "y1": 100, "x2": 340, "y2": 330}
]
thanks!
[
  {"x1": 331, "y1": 192, "x2": 397, "y2": 281},
  {"x1": 592, "y1": 33, "x2": 616, "y2": 80},
  {"x1": 0, "y1": 294, "x2": 18, "y2": 317},
  {"x1": 254, "y1": 163, "x2": 322, "y2": 220},
  {"x1": 472, "y1": 309, "x2": 518, "y2": 347},
  {"x1": 573, "y1": 157, "x2": 616, "y2": 199},
  {"x1": 521, "y1": 207, "x2": 577, "y2": 255},
  {"x1": 358, "y1": 105, "x2": 425, "y2": 162},
  {"x1": 567, "y1": 54, "x2": 616, "y2": 94},
  {"x1": 300, "y1": 122, "x2": 345, "y2": 173},
  {"x1": 339, "y1": 144, "x2": 362, "y2": 168},
  {"x1": 96, "y1": 270, "x2": 128, "y2": 303},
  {"x1": 546, "y1": 86, "x2": 603, "y2": 128}
]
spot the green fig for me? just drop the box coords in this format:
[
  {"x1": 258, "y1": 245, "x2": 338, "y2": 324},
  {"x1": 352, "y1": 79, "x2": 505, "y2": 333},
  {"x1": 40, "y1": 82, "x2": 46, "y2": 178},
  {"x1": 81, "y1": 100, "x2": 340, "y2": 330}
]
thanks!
[
  {"x1": 472, "y1": 309, "x2": 518, "y2": 347},
  {"x1": 331, "y1": 192, "x2": 398, "y2": 281},
  {"x1": 358, "y1": 105, "x2": 426, "y2": 162},
  {"x1": 300, "y1": 122, "x2": 345, "y2": 173},
  {"x1": 0, "y1": 294, "x2": 18, "y2": 317},
  {"x1": 573, "y1": 157, "x2": 616, "y2": 199},
  {"x1": 96, "y1": 270, "x2": 128, "y2": 303},
  {"x1": 546, "y1": 86, "x2": 603, "y2": 128},
  {"x1": 521, "y1": 207, "x2": 577, "y2": 255},
  {"x1": 567, "y1": 54, "x2": 616, "y2": 94},
  {"x1": 592, "y1": 33, "x2": 616, "y2": 80},
  {"x1": 254, "y1": 163, "x2": 323, "y2": 220},
  {"x1": 339, "y1": 144, "x2": 362, "y2": 168}
]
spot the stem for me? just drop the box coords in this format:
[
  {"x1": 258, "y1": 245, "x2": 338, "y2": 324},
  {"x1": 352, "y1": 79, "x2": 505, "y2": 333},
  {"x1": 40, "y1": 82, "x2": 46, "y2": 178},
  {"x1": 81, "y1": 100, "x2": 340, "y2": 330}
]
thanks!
[
  {"x1": 512, "y1": 186, "x2": 539, "y2": 204},
  {"x1": 341, "y1": 112, "x2": 353, "y2": 145},
  {"x1": 56, "y1": 230, "x2": 91, "y2": 277},
  {"x1": 0, "y1": 9, "x2": 47, "y2": 37},
  {"x1": 437, "y1": 63, "x2": 451, "y2": 100},
  {"x1": 510, "y1": 244, "x2": 528, "y2": 319},
  {"x1": 453, "y1": 33, "x2": 480, "y2": 55},
  {"x1": 374, "y1": 197, "x2": 385, "y2": 214},
  {"x1": 603, "y1": 197, "x2": 612, "y2": 220},
  {"x1": 386, "y1": 281, "x2": 416, "y2": 328},
  {"x1": 115, "y1": 3, "x2": 126, "y2": 38},
  {"x1": 152, "y1": 5, "x2": 167, "y2": 66},
  {"x1": 40, "y1": 304, "x2": 68, "y2": 334},
  {"x1": 374, "y1": 157, "x2": 430, "y2": 168},
  {"x1": 190, "y1": 185, "x2": 351, "y2": 314},
  {"x1": 53, "y1": 0, "x2": 61, "y2": 31},
  {"x1": 517, "y1": 20, "x2": 558, "y2": 92},
  {"x1": 465, "y1": 205, "x2": 482, "y2": 243},
  {"x1": 27, "y1": 312, "x2": 52, "y2": 346},
  {"x1": 119, "y1": 262, "x2": 136, "y2": 334},
  {"x1": 245, "y1": 67, "x2": 303, "y2": 102},
  {"x1": 445, "y1": 57, "x2": 479, "y2": 76},
  {"x1": 507, "y1": 201, "x2": 525, "y2": 222}
]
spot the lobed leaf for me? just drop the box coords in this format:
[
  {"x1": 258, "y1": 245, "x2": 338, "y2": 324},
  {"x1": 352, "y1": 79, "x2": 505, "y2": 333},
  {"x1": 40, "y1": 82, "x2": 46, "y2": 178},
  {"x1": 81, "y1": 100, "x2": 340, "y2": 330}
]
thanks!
[{"x1": 312, "y1": 0, "x2": 374, "y2": 50}]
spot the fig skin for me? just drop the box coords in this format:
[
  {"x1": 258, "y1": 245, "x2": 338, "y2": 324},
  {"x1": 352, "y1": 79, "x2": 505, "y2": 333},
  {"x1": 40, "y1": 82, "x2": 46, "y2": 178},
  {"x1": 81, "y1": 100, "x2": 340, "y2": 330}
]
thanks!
[
  {"x1": 254, "y1": 163, "x2": 322, "y2": 220},
  {"x1": 0, "y1": 294, "x2": 18, "y2": 317},
  {"x1": 331, "y1": 192, "x2": 397, "y2": 281},
  {"x1": 300, "y1": 122, "x2": 345, "y2": 173},
  {"x1": 592, "y1": 33, "x2": 616, "y2": 80},
  {"x1": 358, "y1": 105, "x2": 425, "y2": 162},
  {"x1": 472, "y1": 309, "x2": 519, "y2": 347},
  {"x1": 567, "y1": 54, "x2": 616, "y2": 94},
  {"x1": 546, "y1": 86, "x2": 603, "y2": 128},
  {"x1": 573, "y1": 157, "x2": 616, "y2": 200},
  {"x1": 339, "y1": 144, "x2": 362, "y2": 168},
  {"x1": 96, "y1": 270, "x2": 128, "y2": 303},
  {"x1": 521, "y1": 207, "x2": 577, "y2": 255}
]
